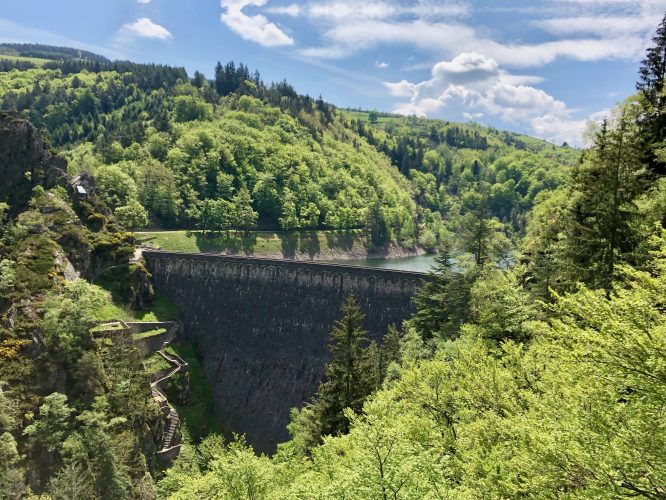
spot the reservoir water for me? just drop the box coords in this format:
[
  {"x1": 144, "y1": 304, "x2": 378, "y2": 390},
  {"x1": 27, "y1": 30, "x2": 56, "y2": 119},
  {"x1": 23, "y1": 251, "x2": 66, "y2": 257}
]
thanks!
[{"x1": 326, "y1": 254, "x2": 436, "y2": 273}]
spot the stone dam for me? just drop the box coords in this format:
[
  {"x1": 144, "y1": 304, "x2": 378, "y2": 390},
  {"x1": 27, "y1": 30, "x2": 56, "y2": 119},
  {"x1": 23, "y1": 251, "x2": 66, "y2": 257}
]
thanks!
[{"x1": 143, "y1": 250, "x2": 426, "y2": 452}]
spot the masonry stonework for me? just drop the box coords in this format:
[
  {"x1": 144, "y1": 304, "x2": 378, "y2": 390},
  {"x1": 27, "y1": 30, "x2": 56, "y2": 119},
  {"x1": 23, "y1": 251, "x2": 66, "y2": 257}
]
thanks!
[{"x1": 144, "y1": 250, "x2": 425, "y2": 453}]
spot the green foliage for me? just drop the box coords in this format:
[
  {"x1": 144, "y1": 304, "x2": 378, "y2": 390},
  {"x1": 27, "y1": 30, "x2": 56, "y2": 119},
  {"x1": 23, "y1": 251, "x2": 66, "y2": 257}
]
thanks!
[
  {"x1": 637, "y1": 13, "x2": 666, "y2": 176},
  {"x1": 566, "y1": 108, "x2": 645, "y2": 292},
  {"x1": 311, "y1": 295, "x2": 375, "y2": 438},
  {"x1": 94, "y1": 165, "x2": 138, "y2": 207},
  {"x1": 411, "y1": 250, "x2": 471, "y2": 340},
  {"x1": 41, "y1": 279, "x2": 110, "y2": 363},
  {"x1": 0, "y1": 430, "x2": 25, "y2": 499},
  {"x1": 114, "y1": 199, "x2": 148, "y2": 229},
  {"x1": 23, "y1": 393, "x2": 74, "y2": 456},
  {"x1": 173, "y1": 95, "x2": 212, "y2": 123},
  {"x1": 469, "y1": 265, "x2": 535, "y2": 344},
  {"x1": 0, "y1": 389, "x2": 26, "y2": 498},
  {"x1": 0, "y1": 259, "x2": 16, "y2": 297},
  {"x1": 524, "y1": 103, "x2": 646, "y2": 296},
  {"x1": 48, "y1": 462, "x2": 94, "y2": 500}
]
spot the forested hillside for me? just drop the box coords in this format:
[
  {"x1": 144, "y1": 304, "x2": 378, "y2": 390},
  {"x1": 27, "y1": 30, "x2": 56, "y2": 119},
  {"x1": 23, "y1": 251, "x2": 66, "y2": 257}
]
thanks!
[{"x1": 0, "y1": 54, "x2": 575, "y2": 256}]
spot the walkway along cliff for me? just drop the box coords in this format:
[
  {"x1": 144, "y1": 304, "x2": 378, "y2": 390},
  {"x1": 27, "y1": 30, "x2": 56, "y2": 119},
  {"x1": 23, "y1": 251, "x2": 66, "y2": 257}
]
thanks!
[{"x1": 143, "y1": 250, "x2": 426, "y2": 453}]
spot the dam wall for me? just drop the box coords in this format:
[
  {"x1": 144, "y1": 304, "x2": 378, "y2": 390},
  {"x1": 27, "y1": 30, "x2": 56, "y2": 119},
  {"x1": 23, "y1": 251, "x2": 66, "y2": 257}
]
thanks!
[{"x1": 143, "y1": 250, "x2": 425, "y2": 452}]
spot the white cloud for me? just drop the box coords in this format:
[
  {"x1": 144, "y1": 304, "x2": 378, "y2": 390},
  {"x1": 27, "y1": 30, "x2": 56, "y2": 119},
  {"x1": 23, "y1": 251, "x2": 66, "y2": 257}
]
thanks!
[
  {"x1": 290, "y1": 0, "x2": 664, "y2": 68},
  {"x1": 375, "y1": 60, "x2": 389, "y2": 69},
  {"x1": 384, "y1": 79, "x2": 416, "y2": 97},
  {"x1": 432, "y1": 52, "x2": 499, "y2": 84},
  {"x1": 120, "y1": 18, "x2": 172, "y2": 40},
  {"x1": 266, "y1": 4, "x2": 301, "y2": 16},
  {"x1": 304, "y1": 1, "x2": 470, "y2": 21},
  {"x1": 218, "y1": 0, "x2": 662, "y2": 68},
  {"x1": 534, "y1": 14, "x2": 661, "y2": 36},
  {"x1": 137, "y1": 0, "x2": 151, "y2": 4},
  {"x1": 384, "y1": 52, "x2": 604, "y2": 145},
  {"x1": 221, "y1": 0, "x2": 294, "y2": 47},
  {"x1": 301, "y1": 18, "x2": 648, "y2": 66}
]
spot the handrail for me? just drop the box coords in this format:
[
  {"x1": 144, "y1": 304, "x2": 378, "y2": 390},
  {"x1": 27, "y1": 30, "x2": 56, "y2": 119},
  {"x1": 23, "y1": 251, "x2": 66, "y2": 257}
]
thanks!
[{"x1": 148, "y1": 339, "x2": 188, "y2": 454}]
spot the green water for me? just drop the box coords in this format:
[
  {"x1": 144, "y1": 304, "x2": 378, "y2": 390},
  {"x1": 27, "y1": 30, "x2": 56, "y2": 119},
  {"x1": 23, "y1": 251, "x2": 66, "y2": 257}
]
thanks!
[{"x1": 326, "y1": 254, "x2": 436, "y2": 273}]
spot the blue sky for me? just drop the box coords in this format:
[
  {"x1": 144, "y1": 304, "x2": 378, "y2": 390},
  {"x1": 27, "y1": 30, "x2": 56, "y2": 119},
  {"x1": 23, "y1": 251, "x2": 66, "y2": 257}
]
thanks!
[{"x1": 1, "y1": 0, "x2": 664, "y2": 145}]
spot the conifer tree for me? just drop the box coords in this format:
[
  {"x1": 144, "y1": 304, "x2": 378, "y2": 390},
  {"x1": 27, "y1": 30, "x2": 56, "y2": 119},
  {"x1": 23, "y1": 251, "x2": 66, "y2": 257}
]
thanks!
[
  {"x1": 566, "y1": 108, "x2": 645, "y2": 293},
  {"x1": 382, "y1": 325, "x2": 401, "y2": 368},
  {"x1": 315, "y1": 294, "x2": 374, "y2": 436},
  {"x1": 637, "y1": 14, "x2": 666, "y2": 176},
  {"x1": 459, "y1": 184, "x2": 501, "y2": 265},
  {"x1": 412, "y1": 246, "x2": 471, "y2": 340}
]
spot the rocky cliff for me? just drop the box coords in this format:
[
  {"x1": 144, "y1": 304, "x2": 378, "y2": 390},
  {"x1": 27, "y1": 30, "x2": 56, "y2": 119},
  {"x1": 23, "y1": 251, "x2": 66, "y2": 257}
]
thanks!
[
  {"x1": 0, "y1": 111, "x2": 68, "y2": 215},
  {"x1": 144, "y1": 251, "x2": 424, "y2": 453}
]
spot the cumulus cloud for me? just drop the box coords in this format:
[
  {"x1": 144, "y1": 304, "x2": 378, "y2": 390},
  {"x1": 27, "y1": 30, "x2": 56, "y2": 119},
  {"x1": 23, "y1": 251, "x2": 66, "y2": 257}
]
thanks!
[
  {"x1": 221, "y1": 0, "x2": 294, "y2": 47},
  {"x1": 375, "y1": 60, "x2": 390, "y2": 69},
  {"x1": 120, "y1": 18, "x2": 172, "y2": 40},
  {"x1": 432, "y1": 52, "x2": 499, "y2": 84},
  {"x1": 384, "y1": 79, "x2": 416, "y2": 97},
  {"x1": 384, "y1": 52, "x2": 603, "y2": 145},
  {"x1": 137, "y1": 0, "x2": 151, "y2": 4}
]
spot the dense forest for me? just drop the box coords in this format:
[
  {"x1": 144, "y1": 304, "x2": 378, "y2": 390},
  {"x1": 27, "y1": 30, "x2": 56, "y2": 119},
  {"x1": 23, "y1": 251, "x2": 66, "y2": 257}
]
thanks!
[
  {"x1": 0, "y1": 12, "x2": 665, "y2": 499},
  {"x1": 0, "y1": 44, "x2": 577, "y2": 256}
]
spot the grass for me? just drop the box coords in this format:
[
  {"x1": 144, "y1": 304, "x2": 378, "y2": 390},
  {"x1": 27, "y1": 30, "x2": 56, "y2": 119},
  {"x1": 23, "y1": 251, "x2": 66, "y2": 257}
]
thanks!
[
  {"x1": 132, "y1": 328, "x2": 167, "y2": 341},
  {"x1": 94, "y1": 280, "x2": 182, "y2": 322},
  {"x1": 341, "y1": 109, "x2": 398, "y2": 128},
  {"x1": 133, "y1": 294, "x2": 181, "y2": 321},
  {"x1": 94, "y1": 291, "x2": 181, "y2": 323},
  {"x1": 89, "y1": 323, "x2": 125, "y2": 333},
  {"x1": 93, "y1": 263, "x2": 182, "y2": 322},
  {"x1": 136, "y1": 229, "x2": 369, "y2": 258},
  {"x1": 143, "y1": 352, "x2": 172, "y2": 375},
  {"x1": 0, "y1": 54, "x2": 49, "y2": 66},
  {"x1": 164, "y1": 340, "x2": 219, "y2": 443}
]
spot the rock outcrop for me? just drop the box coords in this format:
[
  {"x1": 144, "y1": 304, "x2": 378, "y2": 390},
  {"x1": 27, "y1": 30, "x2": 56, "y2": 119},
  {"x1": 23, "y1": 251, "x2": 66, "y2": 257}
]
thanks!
[{"x1": 0, "y1": 111, "x2": 68, "y2": 215}]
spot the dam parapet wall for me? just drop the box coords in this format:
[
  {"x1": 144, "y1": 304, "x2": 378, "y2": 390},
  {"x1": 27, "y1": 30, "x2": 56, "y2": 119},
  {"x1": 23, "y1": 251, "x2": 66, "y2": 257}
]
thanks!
[{"x1": 143, "y1": 250, "x2": 425, "y2": 452}]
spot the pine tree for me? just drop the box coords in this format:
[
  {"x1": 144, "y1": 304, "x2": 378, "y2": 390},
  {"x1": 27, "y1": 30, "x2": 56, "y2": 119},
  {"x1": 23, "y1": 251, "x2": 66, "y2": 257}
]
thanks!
[
  {"x1": 638, "y1": 14, "x2": 666, "y2": 107},
  {"x1": 382, "y1": 324, "x2": 401, "y2": 368},
  {"x1": 412, "y1": 246, "x2": 471, "y2": 340},
  {"x1": 565, "y1": 108, "x2": 645, "y2": 293},
  {"x1": 460, "y1": 185, "x2": 495, "y2": 266},
  {"x1": 637, "y1": 14, "x2": 666, "y2": 176},
  {"x1": 315, "y1": 294, "x2": 374, "y2": 436}
]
